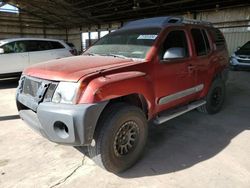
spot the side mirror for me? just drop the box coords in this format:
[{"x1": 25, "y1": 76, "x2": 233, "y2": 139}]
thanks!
[
  {"x1": 0, "y1": 48, "x2": 4, "y2": 54},
  {"x1": 236, "y1": 46, "x2": 241, "y2": 51},
  {"x1": 163, "y1": 47, "x2": 185, "y2": 60}
]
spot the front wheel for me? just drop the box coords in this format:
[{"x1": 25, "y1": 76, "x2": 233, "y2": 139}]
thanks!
[
  {"x1": 198, "y1": 79, "x2": 226, "y2": 114},
  {"x1": 87, "y1": 103, "x2": 148, "y2": 173}
]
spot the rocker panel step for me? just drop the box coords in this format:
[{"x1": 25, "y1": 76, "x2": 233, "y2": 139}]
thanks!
[{"x1": 154, "y1": 100, "x2": 206, "y2": 125}]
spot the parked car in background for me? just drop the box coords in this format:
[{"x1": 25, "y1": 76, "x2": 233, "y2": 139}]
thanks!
[
  {"x1": 230, "y1": 41, "x2": 250, "y2": 70},
  {"x1": 0, "y1": 38, "x2": 73, "y2": 78},
  {"x1": 66, "y1": 42, "x2": 78, "y2": 56}
]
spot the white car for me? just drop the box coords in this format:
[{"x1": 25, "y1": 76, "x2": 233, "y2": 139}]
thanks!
[{"x1": 0, "y1": 38, "x2": 74, "y2": 78}]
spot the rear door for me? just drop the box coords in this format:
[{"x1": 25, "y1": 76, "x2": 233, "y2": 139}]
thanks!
[
  {"x1": 189, "y1": 27, "x2": 212, "y2": 91},
  {"x1": 28, "y1": 40, "x2": 72, "y2": 65},
  {"x1": 28, "y1": 40, "x2": 57, "y2": 65},
  {"x1": 0, "y1": 41, "x2": 29, "y2": 74}
]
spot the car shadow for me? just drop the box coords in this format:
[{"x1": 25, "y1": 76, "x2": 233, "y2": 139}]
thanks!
[
  {"x1": 119, "y1": 76, "x2": 250, "y2": 178},
  {"x1": 0, "y1": 115, "x2": 20, "y2": 121},
  {"x1": 0, "y1": 78, "x2": 19, "y2": 89}
]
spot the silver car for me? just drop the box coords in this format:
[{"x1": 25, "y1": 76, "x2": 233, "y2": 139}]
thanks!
[{"x1": 230, "y1": 41, "x2": 250, "y2": 70}]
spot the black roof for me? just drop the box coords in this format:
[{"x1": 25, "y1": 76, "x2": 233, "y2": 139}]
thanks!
[
  {"x1": 121, "y1": 16, "x2": 212, "y2": 30},
  {"x1": 121, "y1": 16, "x2": 176, "y2": 30}
]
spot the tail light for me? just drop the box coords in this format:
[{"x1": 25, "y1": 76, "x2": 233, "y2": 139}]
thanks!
[{"x1": 69, "y1": 49, "x2": 77, "y2": 56}]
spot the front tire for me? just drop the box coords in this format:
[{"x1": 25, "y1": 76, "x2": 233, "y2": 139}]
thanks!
[
  {"x1": 87, "y1": 103, "x2": 148, "y2": 173},
  {"x1": 198, "y1": 79, "x2": 225, "y2": 114}
]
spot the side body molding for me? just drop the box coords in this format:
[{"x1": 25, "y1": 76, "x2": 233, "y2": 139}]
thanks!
[{"x1": 158, "y1": 84, "x2": 204, "y2": 105}]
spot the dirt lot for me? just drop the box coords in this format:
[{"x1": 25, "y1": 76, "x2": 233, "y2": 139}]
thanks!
[{"x1": 0, "y1": 71, "x2": 249, "y2": 188}]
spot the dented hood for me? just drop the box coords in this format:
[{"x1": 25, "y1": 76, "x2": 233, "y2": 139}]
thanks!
[{"x1": 23, "y1": 55, "x2": 134, "y2": 82}]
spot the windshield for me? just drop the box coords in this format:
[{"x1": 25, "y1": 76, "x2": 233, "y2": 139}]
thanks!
[
  {"x1": 84, "y1": 28, "x2": 160, "y2": 59},
  {"x1": 236, "y1": 41, "x2": 250, "y2": 55}
]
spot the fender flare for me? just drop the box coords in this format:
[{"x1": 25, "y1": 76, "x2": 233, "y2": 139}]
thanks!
[{"x1": 78, "y1": 71, "x2": 155, "y2": 117}]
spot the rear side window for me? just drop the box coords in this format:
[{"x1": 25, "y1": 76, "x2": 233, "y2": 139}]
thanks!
[
  {"x1": 37, "y1": 41, "x2": 51, "y2": 51},
  {"x1": 191, "y1": 28, "x2": 210, "y2": 56},
  {"x1": 201, "y1": 29, "x2": 210, "y2": 52},
  {"x1": 210, "y1": 28, "x2": 226, "y2": 50},
  {"x1": 26, "y1": 41, "x2": 39, "y2": 52},
  {"x1": 66, "y1": 42, "x2": 75, "y2": 48},
  {"x1": 26, "y1": 40, "x2": 65, "y2": 52},
  {"x1": 50, "y1": 41, "x2": 64, "y2": 49},
  {"x1": 25, "y1": 41, "x2": 51, "y2": 52}
]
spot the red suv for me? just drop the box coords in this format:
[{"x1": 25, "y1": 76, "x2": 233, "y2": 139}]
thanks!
[{"x1": 16, "y1": 16, "x2": 229, "y2": 173}]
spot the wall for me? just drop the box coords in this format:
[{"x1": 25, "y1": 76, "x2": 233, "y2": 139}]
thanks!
[
  {"x1": 196, "y1": 7, "x2": 250, "y2": 54},
  {"x1": 0, "y1": 11, "x2": 67, "y2": 41},
  {"x1": 67, "y1": 28, "x2": 82, "y2": 52},
  {"x1": 67, "y1": 22, "x2": 121, "y2": 51}
]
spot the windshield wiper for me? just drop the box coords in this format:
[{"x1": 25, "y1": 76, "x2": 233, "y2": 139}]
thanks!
[
  {"x1": 104, "y1": 53, "x2": 129, "y2": 59},
  {"x1": 83, "y1": 52, "x2": 99, "y2": 56},
  {"x1": 84, "y1": 52, "x2": 131, "y2": 60}
]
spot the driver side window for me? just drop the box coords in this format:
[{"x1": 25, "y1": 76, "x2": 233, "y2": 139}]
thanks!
[
  {"x1": 161, "y1": 30, "x2": 189, "y2": 60},
  {"x1": 2, "y1": 41, "x2": 28, "y2": 54},
  {"x1": 2, "y1": 42, "x2": 15, "y2": 54}
]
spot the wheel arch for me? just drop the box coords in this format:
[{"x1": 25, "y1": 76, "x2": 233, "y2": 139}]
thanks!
[
  {"x1": 91, "y1": 93, "x2": 149, "y2": 143},
  {"x1": 109, "y1": 93, "x2": 149, "y2": 118}
]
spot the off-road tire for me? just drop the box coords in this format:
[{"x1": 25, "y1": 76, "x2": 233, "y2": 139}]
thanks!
[
  {"x1": 198, "y1": 79, "x2": 225, "y2": 114},
  {"x1": 87, "y1": 103, "x2": 148, "y2": 173}
]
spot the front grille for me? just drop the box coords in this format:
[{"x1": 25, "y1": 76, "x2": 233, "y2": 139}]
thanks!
[
  {"x1": 21, "y1": 76, "x2": 58, "y2": 102},
  {"x1": 17, "y1": 76, "x2": 58, "y2": 112},
  {"x1": 238, "y1": 55, "x2": 250, "y2": 59},
  {"x1": 238, "y1": 59, "x2": 250, "y2": 64},
  {"x1": 23, "y1": 78, "x2": 41, "y2": 97}
]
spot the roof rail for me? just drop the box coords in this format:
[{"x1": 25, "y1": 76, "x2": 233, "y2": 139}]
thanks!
[
  {"x1": 121, "y1": 16, "x2": 213, "y2": 30},
  {"x1": 167, "y1": 16, "x2": 213, "y2": 27}
]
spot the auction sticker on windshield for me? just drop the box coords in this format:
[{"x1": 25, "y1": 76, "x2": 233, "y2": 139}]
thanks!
[{"x1": 137, "y1": 35, "x2": 157, "y2": 40}]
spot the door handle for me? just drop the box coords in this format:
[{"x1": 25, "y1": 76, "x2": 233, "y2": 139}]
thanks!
[{"x1": 188, "y1": 65, "x2": 195, "y2": 71}]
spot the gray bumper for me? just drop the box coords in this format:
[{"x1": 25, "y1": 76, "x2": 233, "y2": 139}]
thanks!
[
  {"x1": 230, "y1": 58, "x2": 250, "y2": 68},
  {"x1": 18, "y1": 102, "x2": 108, "y2": 146}
]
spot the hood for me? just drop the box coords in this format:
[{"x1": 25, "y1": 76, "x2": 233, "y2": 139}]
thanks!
[{"x1": 24, "y1": 55, "x2": 134, "y2": 82}]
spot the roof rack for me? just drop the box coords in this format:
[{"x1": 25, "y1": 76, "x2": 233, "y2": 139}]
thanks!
[
  {"x1": 167, "y1": 16, "x2": 213, "y2": 27},
  {"x1": 121, "y1": 16, "x2": 213, "y2": 30}
]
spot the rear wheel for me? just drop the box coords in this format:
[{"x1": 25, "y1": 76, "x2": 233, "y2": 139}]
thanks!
[
  {"x1": 87, "y1": 103, "x2": 148, "y2": 173},
  {"x1": 198, "y1": 79, "x2": 225, "y2": 114}
]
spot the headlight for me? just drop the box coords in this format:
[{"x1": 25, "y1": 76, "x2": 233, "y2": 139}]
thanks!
[{"x1": 52, "y1": 82, "x2": 80, "y2": 104}]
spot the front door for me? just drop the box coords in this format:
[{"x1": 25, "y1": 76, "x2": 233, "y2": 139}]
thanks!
[
  {"x1": 154, "y1": 27, "x2": 199, "y2": 113},
  {"x1": 0, "y1": 41, "x2": 29, "y2": 74}
]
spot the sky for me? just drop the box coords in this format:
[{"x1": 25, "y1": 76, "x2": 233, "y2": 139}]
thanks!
[{"x1": 0, "y1": 3, "x2": 19, "y2": 13}]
